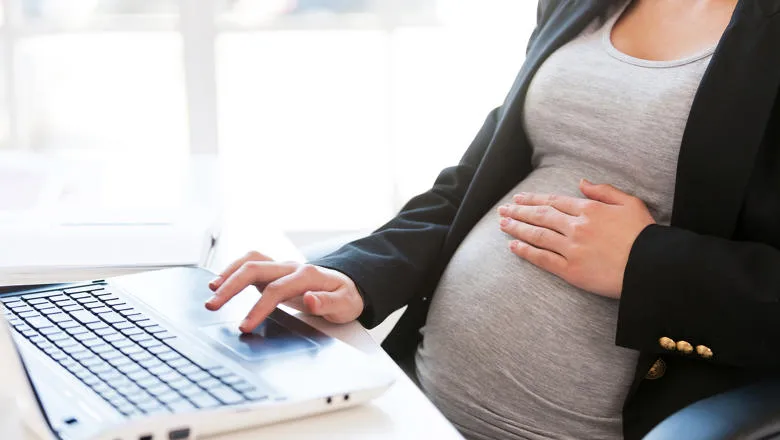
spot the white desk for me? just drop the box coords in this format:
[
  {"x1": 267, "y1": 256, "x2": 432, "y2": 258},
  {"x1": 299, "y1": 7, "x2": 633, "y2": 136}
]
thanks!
[{"x1": 1, "y1": 156, "x2": 462, "y2": 439}]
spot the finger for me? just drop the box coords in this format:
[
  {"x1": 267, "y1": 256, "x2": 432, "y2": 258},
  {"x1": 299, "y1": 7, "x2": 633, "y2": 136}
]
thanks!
[
  {"x1": 206, "y1": 261, "x2": 297, "y2": 311},
  {"x1": 510, "y1": 240, "x2": 567, "y2": 276},
  {"x1": 238, "y1": 268, "x2": 333, "y2": 333},
  {"x1": 579, "y1": 179, "x2": 632, "y2": 205},
  {"x1": 500, "y1": 218, "x2": 568, "y2": 255},
  {"x1": 498, "y1": 204, "x2": 573, "y2": 235},
  {"x1": 512, "y1": 192, "x2": 584, "y2": 216},
  {"x1": 303, "y1": 290, "x2": 357, "y2": 323},
  {"x1": 209, "y1": 250, "x2": 272, "y2": 291}
]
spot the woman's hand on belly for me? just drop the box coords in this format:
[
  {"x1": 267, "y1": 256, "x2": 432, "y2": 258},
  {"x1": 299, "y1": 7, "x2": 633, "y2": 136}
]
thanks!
[{"x1": 497, "y1": 179, "x2": 655, "y2": 299}]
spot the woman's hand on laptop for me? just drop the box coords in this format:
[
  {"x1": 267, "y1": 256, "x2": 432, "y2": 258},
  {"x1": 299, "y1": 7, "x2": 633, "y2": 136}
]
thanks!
[{"x1": 204, "y1": 251, "x2": 364, "y2": 333}]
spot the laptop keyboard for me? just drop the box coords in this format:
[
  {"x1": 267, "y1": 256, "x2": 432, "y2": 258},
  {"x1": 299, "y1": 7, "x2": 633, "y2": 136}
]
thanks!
[{"x1": 0, "y1": 284, "x2": 270, "y2": 418}]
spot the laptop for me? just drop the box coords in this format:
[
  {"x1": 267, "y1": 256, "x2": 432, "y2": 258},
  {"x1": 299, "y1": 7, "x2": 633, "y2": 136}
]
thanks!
[{"x1": 0, "y1": 267, "x2": 394, "y2": 440}]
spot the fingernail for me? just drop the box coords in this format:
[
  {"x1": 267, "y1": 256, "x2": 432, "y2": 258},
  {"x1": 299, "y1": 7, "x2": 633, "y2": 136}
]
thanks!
[
  {"x1": 513, "y1": 194, "x2": 525, "y2": 203},
  {"x1": 510, "y1": 240, "x2": 520, "y2": 249},
  {"x1": 498, "y1": 205, "x2": 508, "y2": 215},
  {"x1": 500, "y1": 217, "x2": 510, "y2": 227},
  {"x1": 208, "y1": 276, "x2": 223, "y2": 289},
  {"x1": 239, "y1": 320, "x2": 253, "y2": 333},
  {"x1": 581, "y1": 178, "x2": 592, "y2": 186}
]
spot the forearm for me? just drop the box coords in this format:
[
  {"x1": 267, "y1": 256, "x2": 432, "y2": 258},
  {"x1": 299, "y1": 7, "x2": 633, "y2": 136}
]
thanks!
[{"x1": 617, "y1": 224, "x2": 780, "y2": 367}]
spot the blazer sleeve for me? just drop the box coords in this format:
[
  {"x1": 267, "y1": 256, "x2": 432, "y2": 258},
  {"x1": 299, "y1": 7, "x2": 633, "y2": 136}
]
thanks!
[
  {"x1": 311, "y1": 107, "x2": 499, "y2": 328},
  {"x1": 617, "y1": 224, "x2": 780, "y2": 368}
]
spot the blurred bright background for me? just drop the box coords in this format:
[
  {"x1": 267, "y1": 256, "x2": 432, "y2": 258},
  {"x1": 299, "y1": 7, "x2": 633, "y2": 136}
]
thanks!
[{"x1": 0, "y1": 0, "x2": 536, "y2": 248}]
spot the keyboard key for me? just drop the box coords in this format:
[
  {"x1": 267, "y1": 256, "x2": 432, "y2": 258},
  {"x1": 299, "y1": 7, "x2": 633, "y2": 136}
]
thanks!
[
  {"x1": 159, "y1": 371, "x2": 184, "y2": 383},
  {"x1": 199, "y1": 378, "x2": 221, "y2": 389},
  {"x1": 69, "y1": 291, "x2": 92, "y2": 299},
  {"x1": 129, "y1": 351, "x2": 153, "y2": 362},
  {"x1": 108, "y1": 355, "x2": 133, "y2": 369},
  {"x1": 168, "y1": 377, "x2": 195, "y2": 389},
  {"x1": 112, "y1": 339, "x2": 134, "y2": 349},
  {"x1": 147, "y1": 345, "x2": 171, "y2": 355},
  {"x1": 90, "y1": 289, "x2": 110, "y2": 297},
  {"x1": 86, "y1": 322, "x2": 108, "y2": 330},
  {"x1": 135, "y1": 320, "x2": 158, "y2": 328},
  {"x1": 157, "y1": 351, "x2": 180, "y2": 362},
  {"x1": 99, "y1": 349, "x2": 124, "y2": 361},
  {"x1": 31, "y1": 300, "x2": 55, "y2": 309},
  {"x1": 137, "y1": 375, "x2": 164, "y2": 388},
  {"x1": 119, "y1": 345, "x2": 143, "y2": 356},
  {"x1": 88, "y1": 363, "x2": 114, "y2": 375},
  {"x1": 167, "y1": 358, "x2": 191, "y2": 369},
  {"x1": 189, "y1": 393, "x2": 220, "y2": 409},
  {"x1": 91, "y1": 344, "x2": 115, "y2": 354},
  {"x1": 242, "y1": 390, "x2": 269, "y2": 401},
  {"x1": 98, "y1": 312, "x2": 125, "y2": 324},
  {"x1": 54, "y1": 338, "x2": 78, "y2": 349},
  {"x1": 91, "y1": 307, "x2": 112, "y2": 314},
  {"x1": 39, "y1": 326, "x2": 62, "y2": 336},
  {"x1": 62, "y1": 305, "x2": 84, "y2": 313},
  {"x1": 149, "y1": 364, "x2": 175, "y2": 376},
  {"x1": 157, "y1": 392, "x2": 183, "y2": 404},
  {"x1": 70, "y1": 310, "x2": 99, "y2": 324},
  {"x1": 27, "y1": 298, "x2": 50, "y2": 305},
  {"x1": 20, "y1": 310, "x2": 42, "y2": 319},
  {"x1": 81, "y1": 338, "x2": 105, "y2": 348},
  {"x1": 221, "y1": 375, "x2": 244, "y2": 385},
  {"x1": 94, "y1": 328, "x2": 118, "y2": 337},
  {"x1": 137, "y1": 399, "x2": 164, "y2": 411},
  {"x1": 209, "y1": 386, "x2": 245, "y2": 405},
  {"x1": 127, "y1": 369, "x2": 154, "y2": 382},
  {"x1": 49, "y1": 295, "x2": 69, "y2": 303},
  {"x1": 64, "y1": 286, "x2": 99, "y2": 295},
  {"x1": 185, "y1": 371, "x2": 210, "y2": 383},
  {"x1": 144, "y1": 325, "x2": 165, "y2": 333},
  {"x1": 26, "y1": 316, "x2": 54, "y2": 329},
  {"x1": 46, "y1": 313, "x2": 70, "y2": 323},
  {"x1": 178, "y1": 384, "x2": 203, "y2": 398},
  {"x1": 139, "y1": 358, "x2": 164, "y2": 369},
  {"x1": 104, "y1": 299, "x2": 124, "y2": 306},
  {"x1": 118, "y1": 363, "x2": 142, "y2": 375},
  {"x1": 76, "y1": 297, "x2": 99, "y2": 305},
  {"x1": 58, "y1": 320, "x2": 80, "y2": 329},
  {"x1": 130, "y1": 333, "x2": 152, "y2": 342},
  {"x1": 139, "y1": 339, "x2": 162, "y2": 349},
  {"x1": 72, "y1": 330, "x2": 96, "y2": 340},
  {"x1": 118, "y1": 309, "x2": 140, "y2": 317},
  {"x1": 120, "y1": 327, "x2": 143, "y2": 336},
  {"x1": 3, "y1": 300, "x2": 24, "y2": 309},
  {"x1": 104, "y1": 333, "x2": 125, "y2": 342},
  {"x1": 128, "y1": 315, "x2": 150, "y2": 323},
  {"x1": 113, "y1": 305, "x2": 133, "y2": 312},
  {"x1": 167, "y1": 399, "x2": 196, "y2": 412},
  {"x1": 113, "y1": 321, "x2": 134, "y2": 330},
  {"x1": 146, "y1": 383, "x2": 175, "y2": 396},
  {"x1": 10, "y1": 305, "x2": 32, "y2": 314},
  {"x1": 83, "y1": 302, "x2": 105, "y2": 309}
]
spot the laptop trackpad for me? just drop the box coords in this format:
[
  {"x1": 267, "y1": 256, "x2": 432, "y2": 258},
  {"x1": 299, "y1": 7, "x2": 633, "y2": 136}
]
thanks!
[{"x1": 200, "y1": 319, "x2": 319, "y2": 362}]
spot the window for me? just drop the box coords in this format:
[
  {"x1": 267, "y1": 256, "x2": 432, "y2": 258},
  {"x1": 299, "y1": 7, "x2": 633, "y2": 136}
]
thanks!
[{"x1": 2, "y1": 0, "x2": 535, "y2": 232}]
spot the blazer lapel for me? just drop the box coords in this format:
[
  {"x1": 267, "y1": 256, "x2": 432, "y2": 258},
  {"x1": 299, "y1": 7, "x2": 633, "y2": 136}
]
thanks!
[{"x1": 671, "y1": 1, "x2": 780, "y2": 236}]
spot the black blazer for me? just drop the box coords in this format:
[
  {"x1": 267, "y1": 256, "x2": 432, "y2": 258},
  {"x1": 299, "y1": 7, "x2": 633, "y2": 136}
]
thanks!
[{"x1": 313, "y1": 0, "x2": 780, "y2": 438}]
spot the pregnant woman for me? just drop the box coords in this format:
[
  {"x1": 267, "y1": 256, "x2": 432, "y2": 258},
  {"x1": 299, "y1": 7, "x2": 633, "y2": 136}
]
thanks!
[{"x1": 205, "y1": 0, "x2": 780, "y2": 438}]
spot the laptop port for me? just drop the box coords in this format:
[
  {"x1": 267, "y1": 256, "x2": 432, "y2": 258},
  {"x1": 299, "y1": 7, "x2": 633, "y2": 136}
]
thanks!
[
  {"x1": 326, "y1": 396, "x2": 333, "y2": 404},
  {"x1": 344, "y1": 394, "x2": 350, "y2": 401},
  {"x1": 168, "y1": 427, "x2": 191, "y2": 440},
  {"x1": 139, "y1": 435, "x2": 153, "y2": 440}
]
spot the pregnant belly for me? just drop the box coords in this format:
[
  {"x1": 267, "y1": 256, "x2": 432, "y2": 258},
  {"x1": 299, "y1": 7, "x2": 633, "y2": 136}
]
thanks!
[{"x1": 415, "y1": 175, "x2": 639, "y2": 436}]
